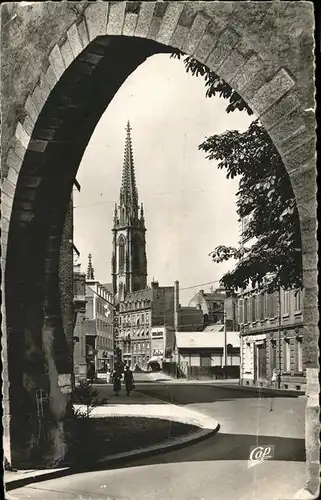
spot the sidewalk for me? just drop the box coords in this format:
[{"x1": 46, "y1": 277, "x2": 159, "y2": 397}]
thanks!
[
  {"x1": 4, "y1": 389, "x2": 219, "y2": 494},
  {"x1": 157, "y1": 376, "x2": 305, "y2": 396},
  {"x1": 74, "y1": 389, "x2": 219, "y2": 429}
]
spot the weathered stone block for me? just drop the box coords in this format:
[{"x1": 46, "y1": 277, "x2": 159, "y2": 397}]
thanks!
[
  {"x1": 24, "y1": 95, "x2": 38, "y2": 123},
  {"x1": 45, "y1": 64, "x2": 58, "y2": 91},
  {"x1": 2, "y1": 202, "x2": 12, "y2": 220},
  {"x1": 148, "y1": 2, "x2": 168, "y2": 40},
  {"x1": 85, "y1": 3, "x2": 109, "y2": 40},
  {"x1": 183, "y1": 12, "x2": 211, "y2": 56},
  {"x1": 107, "y1": 2, "x2": 126, "y2": 36},
  {"x1": 156, "y1": 2, "x2": 184, "y2": 46},
  {"x1": 7, "y1": 167, "x2": 18, "y2": 186},
  {"x1": 49, "y1": 45, "x2": 66, "y2": 81},
  {"x1": 270, "y1": 116, "x2": 308, "y2": 150},
  {"x1": 303, "y1": 288, "x2": 318, "y2": 308},
  {"x1": 303, "y1": 304, "x2": 319, "y2": 326},
  {"x1": 31, "y1": 85, "x2": 46, "y2": 114},
  {"x1": 193, "y1": 31, "x2": 217, "y2": 64},
  {"x1": 7, "y1": 149, "x2": 22, "y2": 173},
  {"x1": 283, "y1": 138, "x2": 315, "y2": 175},
  {"x1": 2, "y1": 179, "x2": 15, "y2": 199},
  {"x1": 304, "y1": 344, "x2": 320, "y2": 370},
  {"x1": 302, "y1": 252, "x2": 318, "y2": 271},
  {"x1": 10, "y1": 137, "x2": 27, "y2": 161},
  {"x1": 123, "y1": 12, "x2": 138, "y2": 37},
  {"x1": 22, "y1": 115, "x2": 35, "y2": 137},
  {"x1": 237, "y1": 62, "x2": 269, "y2": 99},
  {"x1": 67, "y1": 23, "x2": 83, "y2": 58},
  {"x1": 1, "y1": 214, "x2": 10, "y2": 238},
  {"x1": 251, "y1": 69, "x2": 296, "y2": 116},
  {"x1": 217, "y1": 49, "x2": 246, "y2": 84},
  {"x1": 61, "y1": 38, "x2": 74, "y2": 69},
  {"x1": 135, "y1": 2, "x2": 155, "y2": 38},
  {"x1": 78, "y1": 20, "x2": 89, "y2": 48},
  {"x1": 260, "y1": 92, "x2": 302, "y2": 130},
  {"x1": 281, "y1": 128, "x2": 316, "y2": 158},
  {"x1": 15, "y1": 123, "x2": 30, "y2": 150},
  {"x1": 2, "y1": 192, "x2": 13, "y2": 209},
  {"x1": 170, "y1": 24, "x2": 189, "y2": 51},
  {"x1": 291, "y1": 164, "x2": 316, "y2": 198},
  {"x1": 302, "y1": 269, "x2": 318, "y2": 290},
  {"x1": 206, "y1": 28, "x2": 240, "y2": 72}
]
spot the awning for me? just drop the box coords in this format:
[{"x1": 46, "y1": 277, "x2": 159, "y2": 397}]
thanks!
[{"x1": 147, "y1": 356, "x2": 163, "y2": 364}]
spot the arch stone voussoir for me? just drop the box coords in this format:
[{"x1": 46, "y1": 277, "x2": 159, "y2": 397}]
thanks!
[
  {"x1": 155, "y1": 2, "x2": 185, "y2": 46},
  {"x1": 0, "y1": 2, "x2": 318, "y2": 493},
  {"x1": 107, "y1": 1, "x2": 126, "y2": 36},
  {"x1": 85, "y1": 2, "x2": 109, "y2": 41},
  {"x1": 134, "y1": 2, "x2": 156, "y2": 38}
]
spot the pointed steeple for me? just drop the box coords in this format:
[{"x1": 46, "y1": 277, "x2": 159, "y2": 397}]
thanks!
[
  {"x1": 87, "y1": 253, "x2": 95, "y2": 280},
  {"x1": 113, "y1": 202, "x2": 118, "y2": 225},
  {"x1": 119, "y1": 121, "x2": 138, "y2": 217},
  {"x1": 140, "y1": 202, "x2": 145, "y2": 223}
]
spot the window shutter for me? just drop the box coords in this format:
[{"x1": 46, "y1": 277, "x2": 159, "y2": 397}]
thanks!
[{"x1": 238, "y1": 299, "x2": 244, "y2": 324}]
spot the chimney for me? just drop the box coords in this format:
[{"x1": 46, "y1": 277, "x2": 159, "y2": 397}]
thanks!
[
  {"x1": 174, "y1": 280, "x2": 180, "y2": 331},
  {"x1": 151, "y1": 280, "x2": 159, "y2": 289}
]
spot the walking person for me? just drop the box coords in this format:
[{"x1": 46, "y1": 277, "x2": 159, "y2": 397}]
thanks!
[
  {"x1": 112, "y1": 370, "x2": 121, "y2": 396},
  {"x1": 270, "y1": 368, "x2": 278, "y2": 411},
  {"x1": 124, "y1": 365, "x2": 135, "y2": 396}
]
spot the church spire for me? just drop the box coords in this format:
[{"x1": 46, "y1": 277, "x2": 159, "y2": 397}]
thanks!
[
  {"x1": 119, "y1": 121, "x2": 138, "y2": 217},
  {"x1": 87, "y1": 253, "x2": 95, "y2": 280}
]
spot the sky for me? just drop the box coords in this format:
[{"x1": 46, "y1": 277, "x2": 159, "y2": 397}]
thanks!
[{"x1": 74, "y1": 53, "x2": 254, "y2": 306}]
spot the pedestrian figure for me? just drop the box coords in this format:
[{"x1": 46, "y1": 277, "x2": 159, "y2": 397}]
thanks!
[
  {"x1": 112, "y1": 370, "x2": 121, "y2": 396},
  {"x1": 270, "y1": 368, "x2": 277, "y2": 411},
  {"x1": 106, "y1": 367, "x2": 111, "y2": 384},
  {"x1": 124, "y1": 366, "x2": 135, "y2": 396}
]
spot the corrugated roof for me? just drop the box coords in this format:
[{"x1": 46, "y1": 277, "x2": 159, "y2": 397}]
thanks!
[{"x1": 176, "y1": 331, "x2": 240, "y2": 349}]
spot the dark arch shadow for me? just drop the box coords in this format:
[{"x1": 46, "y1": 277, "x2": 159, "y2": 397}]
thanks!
[{"x1": 5, "y1": 35, "x2": 173, "y2": 467}]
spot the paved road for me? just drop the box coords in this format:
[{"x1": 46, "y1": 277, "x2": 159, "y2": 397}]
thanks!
[{"x1": 9, "y1": 382, "x2": 306, "y2": 500}]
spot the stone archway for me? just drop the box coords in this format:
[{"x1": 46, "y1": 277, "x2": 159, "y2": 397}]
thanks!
[{"x1": 1, "y1": 1, "x2": 318, "y2": 494}]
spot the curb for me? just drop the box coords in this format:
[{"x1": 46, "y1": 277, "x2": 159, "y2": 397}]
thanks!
[
  {"x1": 158, "y1": 380, "x2": 305, "y2": 397},
  {"x1": 5, "y1": 423, "x2": 220, "y2": 493},
  {"x1": 208, "y1": 383, "x2": 305, "y2": 397}
]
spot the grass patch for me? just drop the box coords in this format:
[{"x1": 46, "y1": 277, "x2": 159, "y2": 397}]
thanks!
[{"x1": 64, "y1": 415, "x2": 199, "y2": 468}]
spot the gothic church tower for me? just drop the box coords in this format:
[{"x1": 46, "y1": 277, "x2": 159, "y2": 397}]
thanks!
[{"x1": 112, "y1": 122, "x2": 147, "y2": 300}]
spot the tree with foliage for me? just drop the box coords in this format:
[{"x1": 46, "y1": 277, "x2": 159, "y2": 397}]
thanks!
[
  {"x1": 172, "y1": 52, "x2": 253, "y2": 115},
  {"x1": 174, "y1": 52, "x2": 302, "y2": 293}
]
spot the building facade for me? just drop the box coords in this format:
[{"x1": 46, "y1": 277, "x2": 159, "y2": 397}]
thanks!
[
  {"x1": 111, "y1": 124, "x2": 202, "y2": 369},
  {"x1": 174, "y1": 330, "x2": 240, "y2": 379},
  {"x1": 83, "y1": 255, "x2": 115, "y2": 375},
  {"x1": 188, "y1": 287, "x2": 238, "y2": 331},
  {"x1": 238, "y1": 287, "x2": 305, "y2": 391}
]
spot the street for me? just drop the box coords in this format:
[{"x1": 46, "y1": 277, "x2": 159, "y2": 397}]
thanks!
[{"x1": 9, "y1": 380, "x2": 306, "y2": 500}]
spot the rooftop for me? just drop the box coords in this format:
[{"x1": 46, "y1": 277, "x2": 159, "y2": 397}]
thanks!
[{"x1": 176, "y1": 330, "x2": 240, "y2": 349}]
